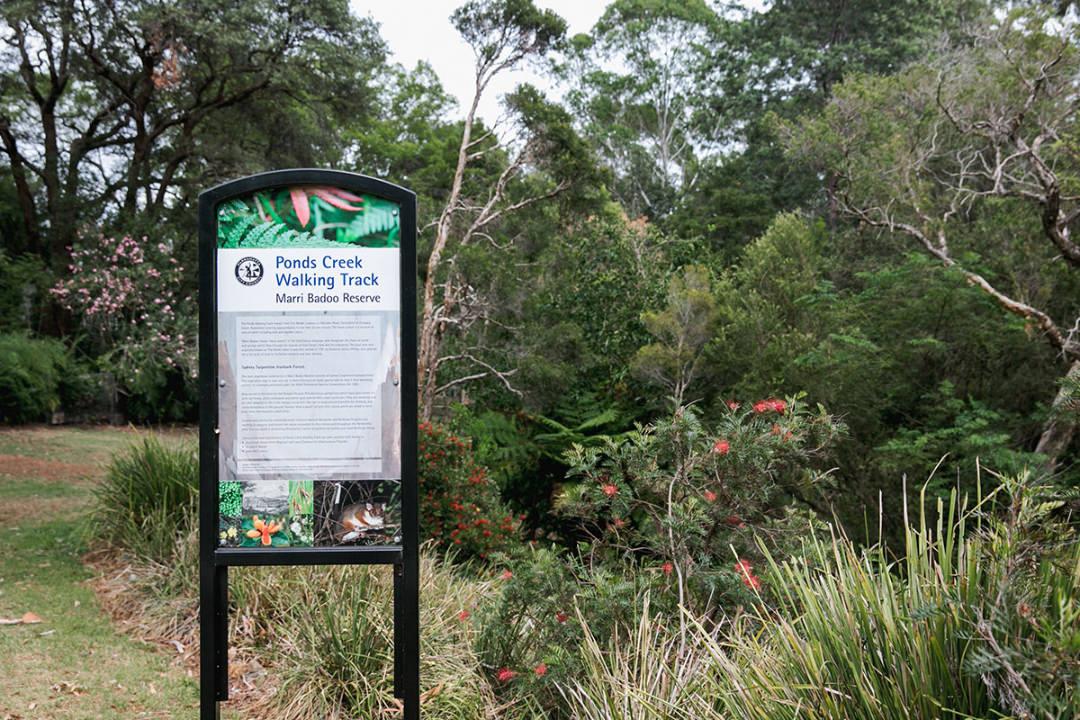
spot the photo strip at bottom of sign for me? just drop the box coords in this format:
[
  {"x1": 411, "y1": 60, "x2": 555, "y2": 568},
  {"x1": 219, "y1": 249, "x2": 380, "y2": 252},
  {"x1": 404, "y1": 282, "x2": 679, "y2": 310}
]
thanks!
[{"x1": 217, "y1": 479, "x2": 401, "y2": 548}]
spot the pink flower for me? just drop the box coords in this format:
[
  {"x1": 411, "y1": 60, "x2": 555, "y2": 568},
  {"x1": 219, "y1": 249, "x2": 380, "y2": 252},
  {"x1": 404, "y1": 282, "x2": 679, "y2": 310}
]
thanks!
[
  {"x1": 533, "y1": 663, "x2": 548, "y2": 678},
  {"x1": 704, "y1": 490, "x2": 717, "y2": 503},
  {"x1": 727, "y1": 400, "x2": 740, "y2": 411},
  {"x1": 457, "y1": 610, "x2": 470, "y2": 621},
  {"x1": 602, "y1": 484, "x2": 618, "y2": 497},
  {"x1": 712, "y1": 439, "x2": 730, "y2": 455},
  {"x1": 661, "y1": 562, "x2": 673, "y2": 576},
  {"x1": 496, "y1": 667, "x2": 517, "y2": 683},
  {"x1": 500, "y1": 569, "x2": 513, "y2": 581}
]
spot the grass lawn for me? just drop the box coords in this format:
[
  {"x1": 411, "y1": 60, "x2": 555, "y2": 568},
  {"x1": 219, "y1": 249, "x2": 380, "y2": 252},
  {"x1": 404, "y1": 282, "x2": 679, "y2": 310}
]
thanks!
[{"x1": 0, "y1": 426, "x2": 202, "y2": 720}]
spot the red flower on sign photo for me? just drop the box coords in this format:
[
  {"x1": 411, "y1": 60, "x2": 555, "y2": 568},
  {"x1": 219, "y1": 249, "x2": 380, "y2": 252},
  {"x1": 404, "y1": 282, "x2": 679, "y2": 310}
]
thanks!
[{"x1": 287, "y1": 186, "x2": 364, "y2": 227}]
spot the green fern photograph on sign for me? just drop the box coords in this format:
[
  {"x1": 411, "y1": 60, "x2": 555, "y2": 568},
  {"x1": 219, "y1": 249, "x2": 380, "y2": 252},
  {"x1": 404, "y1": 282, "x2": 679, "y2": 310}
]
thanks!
[{"x1": 217, "y1": 185, "x2": 400, "y2": 249}]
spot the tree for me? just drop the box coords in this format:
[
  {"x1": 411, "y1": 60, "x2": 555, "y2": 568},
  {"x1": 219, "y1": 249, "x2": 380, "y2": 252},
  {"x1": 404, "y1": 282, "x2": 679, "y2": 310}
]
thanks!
[
  {"x1": 783, "y1": 8, "x2": 1080, "y2": 467},
  {"x1": 661, "y1": 0, "x2": 975, "y2": 255},
  {"x1": 0, "y1": 0, "x2": 385, "y2": 273},
  {"x1": 417, "y1": 0, "x2": 599, "y2": 420},
  {"x1": 564, "y1": 0, "x2": 719, "y2": 219},
  {"x1": 632, "y1": 264, "x2": 717, "y2": 408}
]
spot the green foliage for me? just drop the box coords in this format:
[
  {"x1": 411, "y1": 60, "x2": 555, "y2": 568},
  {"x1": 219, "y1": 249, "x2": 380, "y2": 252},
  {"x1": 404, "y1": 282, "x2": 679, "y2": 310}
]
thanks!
[
  {"x1": 566, "y1": 479, "x2": 1080, "y2": 720},
  {"x1": 632, "y1": 264, "x2": 717, "y2": 407},
  {"x1": 0, "y1": 250, "x2": 50, "y2": 333},
  {"x1": 565, "y1": 0, "x2": 718, "y2": 218},
  {"x1": 419, "y1": 421, "x2": 521, "y2": 560},
  {"x1": 450, "y1": 405, "x2": 539, "y2": 494},
  {"x1": 0, "y1": 333, "x2": 68, "y2": 423},
  {"x1": 558, "y1": 401, "x2": 844, "y2": 613},
  {"x1": 522, "y1": 214, "x2": 674, "y2": 408},
  {"x1": 52, "y1": 233, "x2": 197, "y2": 422},
  {"x1": 475, "y1": 546, "x2": 657, "y2": 716},
  {"x1": 531, "y1": 398, "x2": 626, "y2": 463},
  {"x1": 452, "y1": 0, "x2": 567, "y2": 68},
  {"x1": 710, "y1": 213, "x2": 1069, "y2": 534},
  {"x1": 1, "y1": 0, "x2": 389, "y2": 271},
  {"x1": 92, "y1": 436, "x2": 198, "y2": 563},
  {"x1": 876, "y1": 381, "x2": 1041, "y2": 492}
]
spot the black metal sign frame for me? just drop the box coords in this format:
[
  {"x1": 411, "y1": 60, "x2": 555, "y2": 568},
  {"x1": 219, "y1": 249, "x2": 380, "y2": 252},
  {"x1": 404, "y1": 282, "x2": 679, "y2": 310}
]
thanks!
[{"x1": 198, "y1": 169, "x2": 418, "y2": 719}]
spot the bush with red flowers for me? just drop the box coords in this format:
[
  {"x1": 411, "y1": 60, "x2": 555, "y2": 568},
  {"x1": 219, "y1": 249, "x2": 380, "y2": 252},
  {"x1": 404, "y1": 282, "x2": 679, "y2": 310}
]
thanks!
[
  {"x1": 557, "y1": 396, "x2": 844, "y2": 611},
  {"x1": 419, "y1": 421, "x2": 521, "y2": 560},
  {"x1": 474, "y1": 545, "x2": 657, "y2": 715}
]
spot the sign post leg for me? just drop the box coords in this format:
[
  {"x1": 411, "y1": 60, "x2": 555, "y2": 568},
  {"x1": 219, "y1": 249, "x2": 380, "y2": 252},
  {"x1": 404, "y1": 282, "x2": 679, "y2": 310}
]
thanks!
[
  {"x1": 393, "y1": 560, "x2": 404, "y2": 700},
  {"x1": 200, "y1": 560, "x2": 227, "y2": 718},
  {"x1": 403, "y1": 549, "x2": 420, "y2": 720}
]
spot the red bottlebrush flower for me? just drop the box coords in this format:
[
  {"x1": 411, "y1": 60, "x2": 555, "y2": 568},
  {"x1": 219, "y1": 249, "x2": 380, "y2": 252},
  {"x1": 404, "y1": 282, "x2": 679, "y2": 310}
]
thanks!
[
  {"x1": 496, "y1": 668, "x2": 517, "y2": 683},
  {"x1": 457, "y1": 610, "x2": 470, "y2": 621},
  {"x1": 602, "y1": 484, "x2": 618, "y2": 497},
  {"x1": 555, "y1": 611, "x2": 569, "y2": 624},
  {"x1": 735, "y1": 559, "x2": 762, "y2": 591},
  {"x1": 727, "y1": 400, "x2": 740, "y2": 411},
  {"x1": 534, "y1": 662, "x2": 548, "y2": 678},
  {"x1": 754, "y1": 398, "x2": 787, "y2": 414},
  {"x1": 712, "y1": 439, "x2": 731, "y2": 455},
  {"x1": 662, "y1": 561, "x2": 674, "y2": 576},
  {"x1": 704, "y1": 490, "x2": 717, "y2": 503},
  {"x1": 500, "y1": 569, "x2": 513, "y2": 581}
]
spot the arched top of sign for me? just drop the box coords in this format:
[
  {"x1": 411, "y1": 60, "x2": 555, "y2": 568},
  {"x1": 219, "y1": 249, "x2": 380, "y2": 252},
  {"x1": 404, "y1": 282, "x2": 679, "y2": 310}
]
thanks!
[{"x1": 201, "y1": 168, "x2": 415, "y2": 208}]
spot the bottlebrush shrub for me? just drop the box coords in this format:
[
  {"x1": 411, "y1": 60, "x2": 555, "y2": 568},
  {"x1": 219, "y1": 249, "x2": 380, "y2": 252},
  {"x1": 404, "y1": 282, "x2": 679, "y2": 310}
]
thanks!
[
  {"x1": 556, "y1": 396, "x2": 844, "y2": 612},
  {"x1": 474, "y1": 546, "x2": 658, "y2": 716},
  {"x1": 419, "y1": 421, "x2": 521, "y2": 560}
]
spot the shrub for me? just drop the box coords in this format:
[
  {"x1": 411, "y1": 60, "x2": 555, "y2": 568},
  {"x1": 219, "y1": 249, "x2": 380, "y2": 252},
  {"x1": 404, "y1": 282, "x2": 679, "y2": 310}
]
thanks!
[
  {"x1": 475, "y1": 546, "x2": 657, "y2": 717},
  {"x1": 0, "y1": 250, "x2": 50, "y2": 333},
  {"x1": 419, "y1": 421, "x2": 521, "y2": 560},
  {"x1": 557, "y1": 398, "x2": 843, "y2": 613},
  {"x1": 563, "y1": 478, "x2": 1080, "y2": 720},
  {"x1": 92, "y1": 435, "x2": 198, "y2": 562},
  {"x1": 0, "y1": 332, "x2": 68, "y2": 423},
  {"x1": 51, "y1": 232, "x2": 197, "y2": 421}
]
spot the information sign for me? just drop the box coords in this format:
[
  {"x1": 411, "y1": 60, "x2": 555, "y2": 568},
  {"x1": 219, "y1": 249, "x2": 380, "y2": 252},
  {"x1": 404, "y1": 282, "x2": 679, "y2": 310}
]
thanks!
[{"x1": 198, "y1": 170, "x2": 418, "y2": 719}]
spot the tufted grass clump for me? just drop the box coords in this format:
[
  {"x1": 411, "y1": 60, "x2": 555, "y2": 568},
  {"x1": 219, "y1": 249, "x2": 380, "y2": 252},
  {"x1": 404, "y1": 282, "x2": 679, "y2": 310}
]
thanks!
[{"x1": 91, "y1": 435, "x2": 198, "y2": 563}]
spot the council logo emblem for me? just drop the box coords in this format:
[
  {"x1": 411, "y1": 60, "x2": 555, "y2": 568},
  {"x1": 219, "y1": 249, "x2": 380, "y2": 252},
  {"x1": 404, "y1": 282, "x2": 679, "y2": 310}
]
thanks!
[{"x1": 235, "y1": 257, "x2": 264, "y2": 286}]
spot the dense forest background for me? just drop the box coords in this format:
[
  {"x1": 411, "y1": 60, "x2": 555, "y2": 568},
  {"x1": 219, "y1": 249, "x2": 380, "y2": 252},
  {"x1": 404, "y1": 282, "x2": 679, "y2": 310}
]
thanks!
[{"x1": 2, "y1": 0, "x2": 1078, "y2": 547}]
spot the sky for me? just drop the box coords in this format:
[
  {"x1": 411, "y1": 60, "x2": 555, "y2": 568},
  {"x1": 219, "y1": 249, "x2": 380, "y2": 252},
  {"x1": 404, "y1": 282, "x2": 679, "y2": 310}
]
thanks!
[{"x1": 350, "y1": 0, "x2": 610, "y2": 123}]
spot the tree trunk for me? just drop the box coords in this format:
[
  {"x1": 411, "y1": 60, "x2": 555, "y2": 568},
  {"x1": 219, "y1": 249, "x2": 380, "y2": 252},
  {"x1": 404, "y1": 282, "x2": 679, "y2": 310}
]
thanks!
[{"x1": 1034, "y1": 359, "x2": 1080, "y2": 471}]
